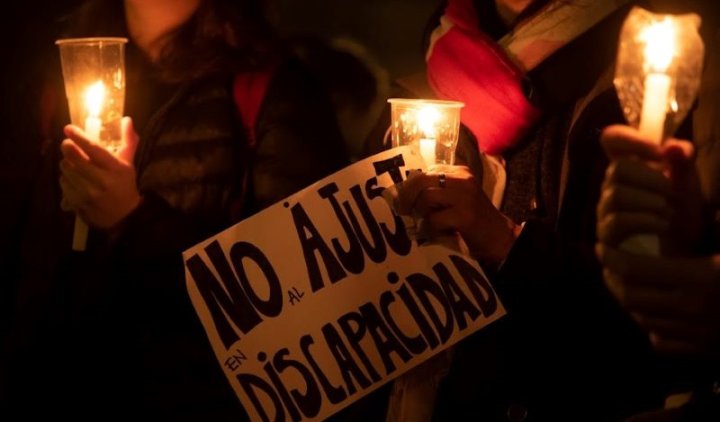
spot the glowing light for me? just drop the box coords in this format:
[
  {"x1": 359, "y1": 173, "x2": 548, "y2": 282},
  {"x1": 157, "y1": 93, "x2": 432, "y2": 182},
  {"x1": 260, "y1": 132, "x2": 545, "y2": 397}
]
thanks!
[
  {"x1": 640, "y1": 18, "x2": 676, "y2": 72},
  {"x1": 84, "y1": 80, "x2": 106, "y2": 117},
  {"x1": 417, "y1": 106, "x2": 441, "y2": 139}
]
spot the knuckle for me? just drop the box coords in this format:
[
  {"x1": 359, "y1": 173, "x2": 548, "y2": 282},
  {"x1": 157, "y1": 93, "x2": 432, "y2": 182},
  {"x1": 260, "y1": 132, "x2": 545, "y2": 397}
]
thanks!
[
  {"x1": 86, "y1": 188, "x2": 101, "y2": 202},
  {"x1": 604, "y1": 214, "x2": 620, "y2": 237},
  {"x1": 605, "y1": 161, "x2": 620, "y2": 182}
]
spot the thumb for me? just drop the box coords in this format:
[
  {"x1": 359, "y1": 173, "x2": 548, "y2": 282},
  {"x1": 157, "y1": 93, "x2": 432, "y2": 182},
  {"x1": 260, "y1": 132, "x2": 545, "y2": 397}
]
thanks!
[
  {"x1": 118, "y1": 116, "x2": 139, "y2": 164},
  {"x1": 663, "y1": 139, "x2": 695, "y2": 182}
]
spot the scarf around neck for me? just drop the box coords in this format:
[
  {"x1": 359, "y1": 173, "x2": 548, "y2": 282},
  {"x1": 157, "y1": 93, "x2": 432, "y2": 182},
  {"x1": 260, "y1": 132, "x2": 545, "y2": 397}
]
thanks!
[{"x1": 427, "y1": 0, "x2": 630, "y2": 155}]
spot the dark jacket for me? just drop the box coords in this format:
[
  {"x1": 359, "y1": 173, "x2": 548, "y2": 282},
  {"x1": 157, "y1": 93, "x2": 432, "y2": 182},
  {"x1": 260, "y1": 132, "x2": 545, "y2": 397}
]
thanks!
[{"x1": 3, "y1": 42, "x2": 347, "y2": 419}]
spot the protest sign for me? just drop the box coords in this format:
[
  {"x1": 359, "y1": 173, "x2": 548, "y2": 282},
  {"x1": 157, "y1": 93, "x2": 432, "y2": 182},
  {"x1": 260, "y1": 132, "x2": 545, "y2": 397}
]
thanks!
[{"x1": 183, "y1": 147, "x2": 506, "y2": 421}]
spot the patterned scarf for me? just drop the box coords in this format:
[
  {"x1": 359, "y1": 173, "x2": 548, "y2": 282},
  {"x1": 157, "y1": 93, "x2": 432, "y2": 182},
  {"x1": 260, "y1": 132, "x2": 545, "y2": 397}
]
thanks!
[{"x1": 427, "y1": 0, "x2": 630, "y2": 155}]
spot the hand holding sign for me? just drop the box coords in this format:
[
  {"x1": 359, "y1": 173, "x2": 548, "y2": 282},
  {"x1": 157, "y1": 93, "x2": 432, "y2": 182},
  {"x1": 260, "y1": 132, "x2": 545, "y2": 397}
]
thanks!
[
  {"x1": 395, "y1": 164, "x2": 521, "y2": 270},
  {"x1": 59, "y1": 116, "x2": 141, "y2": 229},
  {"x1": 183, "y1": 147, "x2": 505, "y2": 421}
]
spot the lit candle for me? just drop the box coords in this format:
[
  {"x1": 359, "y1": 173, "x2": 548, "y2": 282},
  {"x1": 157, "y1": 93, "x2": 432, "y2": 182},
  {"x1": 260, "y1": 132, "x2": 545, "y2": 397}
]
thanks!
[
  {"x1": 638, "y1": 18, "x2": 675, "y2": 144},
  {"x1": 72, "y1": 80, "x2": 105, "y2": 251},
  {"x1": 84, "y1": 80, "x2": 105, "y2": 141},
  {"x1": 618, "y1": 18, "x2": 678, "y2": 256},
  {"x1": 417, "y1": 105, "x2": 441, "y2": 166}
]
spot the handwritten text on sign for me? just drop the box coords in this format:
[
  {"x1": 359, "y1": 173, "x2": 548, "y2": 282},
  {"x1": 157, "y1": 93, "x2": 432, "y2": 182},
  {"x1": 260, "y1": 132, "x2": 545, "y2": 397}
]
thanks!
[{"x1": 183, "y1": 147, "x2": 506, "y2": 421}]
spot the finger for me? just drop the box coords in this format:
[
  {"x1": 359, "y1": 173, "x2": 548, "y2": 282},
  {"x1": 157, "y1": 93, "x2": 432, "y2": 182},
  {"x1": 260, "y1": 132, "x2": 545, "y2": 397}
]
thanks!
[
  {"x1": 648, "y1": 332, "x2": 708, "y2": 358},
  {"x1": 598, "y1": 245, "x2": 718, "y2": 289},
  {"x1": 413, "y1": 187, "x2": 456, "y2": 215},
  {"x1": 60, "y1": 195, "x2": 71, "y2": 211},
  {"x1": 397, "y1": 169, "x2": 467, "y2": 214},
  {"x1": 632, "y1": 313, "x2": 714, "y2": 343},
  {"x1": 601, "y1": 125, "x2": 663, "y2": 160},
  {"x1": 427, "y1": 164, "x2": 471, "y2": 176},
  {"x1": 662, "y1": 139, "x2": 694, "y2": 166},
  {"x1": 60, "y1": 165, "x2": 101, "y2": 206},
  {"x1": 64, "y1": 124, "x2": 118, "y2": 169},
  {"x1": 597, "y1": 211, "x2": 668, "y2": 247},
  {"x1": 597, "y1": 184, "x2": 672, "y2": 220},
  {"x1": 425, "y1": 206, "x2": 463, "y2": 233},
  {"x1": 424, "y1": 202, "x2": 481, "y2": 235},
  {"x1": 396, "y1": 173, "x2": 435, "y2": 215},
  {"x1": 60, "y1": 139, "x2": 90, "y2": 162},
  {"x1": 602, "y1": 272, "x2": 703, "y2": 321},
  {"x1": 604, "y1": 159, "x2": 671, "y2": 196},
  {"x1": 59, "y1": 173, "x2": 83, "y2": 210},
  {"x1": 603, "y1": 270, "x2": 675, "y2": 307},
  {"x1": 60, "y1": 156, "x2": 106, "y2": 190},
  {"x1": 118, "y1": 117, "x2": 139, "y2": 165}
]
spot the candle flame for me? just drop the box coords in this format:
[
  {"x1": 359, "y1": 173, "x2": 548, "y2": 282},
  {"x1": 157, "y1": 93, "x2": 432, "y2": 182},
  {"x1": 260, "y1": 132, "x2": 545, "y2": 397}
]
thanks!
[
  {"x1": 640, "y1": 18, "x2": 676, "y2": 73},
  {"x1": 417, "y1": 106, "x2": 441, "y2": 139},
  {"x1": 84, "y1": 81, "x2": 106, "y2": 118}
]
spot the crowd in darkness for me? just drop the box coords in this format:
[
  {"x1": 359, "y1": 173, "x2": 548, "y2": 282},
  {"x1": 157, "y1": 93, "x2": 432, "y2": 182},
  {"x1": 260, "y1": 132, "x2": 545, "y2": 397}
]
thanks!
[{"x1": 1, "y1": 1, "x2": 718, "y2": 421}]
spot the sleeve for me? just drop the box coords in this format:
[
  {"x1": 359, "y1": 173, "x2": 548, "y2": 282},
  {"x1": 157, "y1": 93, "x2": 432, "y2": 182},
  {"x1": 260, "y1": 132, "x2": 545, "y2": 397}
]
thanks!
[{"x1": 109, "y1": 59, "x2": 349, "y2": 258}]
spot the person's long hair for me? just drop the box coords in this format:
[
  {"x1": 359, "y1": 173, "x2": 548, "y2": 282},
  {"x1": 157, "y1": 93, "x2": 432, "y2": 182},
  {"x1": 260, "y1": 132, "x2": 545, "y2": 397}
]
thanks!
[{"x1": 61, "y1": 0, "x2": 279, "y2": 82}]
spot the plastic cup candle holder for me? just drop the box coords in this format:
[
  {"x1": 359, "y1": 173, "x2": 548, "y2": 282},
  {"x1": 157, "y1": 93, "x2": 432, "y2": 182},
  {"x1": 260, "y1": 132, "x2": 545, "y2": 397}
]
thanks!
[
  {"x1": 388, "y1": 99, "x2": 464, "y2": 166},
  {"x1": 56, "y1": 37, "x2": 128, "y2": 251}
]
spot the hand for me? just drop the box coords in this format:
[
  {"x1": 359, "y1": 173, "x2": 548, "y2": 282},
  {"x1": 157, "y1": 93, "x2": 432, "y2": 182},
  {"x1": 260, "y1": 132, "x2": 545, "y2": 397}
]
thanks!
[
  {"x1": 597, "y1": 125, "x2": 703, "y2": 254},
  {"x1": 597, "y1": 244, "x2": 720, "y2": 359},
  {"x1": 396, "y1": 164, "x2": 521, "y2": 268},
  {"x1": 60, "y1": 117, "x2": 141, "y2": 229}
]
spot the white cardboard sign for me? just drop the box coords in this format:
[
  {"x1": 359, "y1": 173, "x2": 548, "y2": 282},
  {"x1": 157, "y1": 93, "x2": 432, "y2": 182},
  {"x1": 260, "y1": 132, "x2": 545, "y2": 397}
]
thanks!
[{"x1": 183, "y1": 147, "x2": 506, "y2": 421}]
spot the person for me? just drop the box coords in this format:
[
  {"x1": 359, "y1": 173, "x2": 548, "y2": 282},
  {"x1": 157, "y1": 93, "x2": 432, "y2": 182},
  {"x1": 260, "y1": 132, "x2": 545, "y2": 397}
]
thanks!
[
  {"x1": 1, "y1": 0, "x2": 347, "y2": 418},
  {"x1": 595, "y1": 15, "x2": 720, "y2": 416},
  {"x1": 386, "y1": 0, "x2": 718, "y2": 420},
  {"x1": 595, "y1": 126, "x2": 720, "y2": 421}
]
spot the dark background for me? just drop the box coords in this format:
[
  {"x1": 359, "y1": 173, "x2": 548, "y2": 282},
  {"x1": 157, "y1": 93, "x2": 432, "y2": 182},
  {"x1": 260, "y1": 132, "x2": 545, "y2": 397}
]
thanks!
[
  {"x1": 271, "y1": 0, "x2": 440, "y2": 78},
  {"x1": 0, "y1": 0, "x2": 441, "y2": 91}
]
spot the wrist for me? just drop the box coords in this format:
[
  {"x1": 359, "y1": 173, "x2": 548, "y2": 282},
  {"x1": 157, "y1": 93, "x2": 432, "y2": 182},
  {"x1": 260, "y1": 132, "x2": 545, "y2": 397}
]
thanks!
[
  {"x1": 102, "y1": 195, "x2": 144, "y2": 235},
  {"x1": 469, "y1": 216, "x2": 522, "y2": 271}
]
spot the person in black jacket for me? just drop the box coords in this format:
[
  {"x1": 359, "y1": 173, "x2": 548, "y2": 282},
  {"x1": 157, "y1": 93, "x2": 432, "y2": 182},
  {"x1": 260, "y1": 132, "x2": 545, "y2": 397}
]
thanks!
[
  {"x1": 391, "y1": 0, "x2": 718, "y2": 420},
  {"x1": 2, "y1": 0, "x2": 347, "y2": 419}
]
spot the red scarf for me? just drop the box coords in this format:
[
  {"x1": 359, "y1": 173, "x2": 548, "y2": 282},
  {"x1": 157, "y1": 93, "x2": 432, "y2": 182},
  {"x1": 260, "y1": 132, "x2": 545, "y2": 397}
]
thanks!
[{"x1": 427, "y1": 0, "x2": 629, "y2": 155}]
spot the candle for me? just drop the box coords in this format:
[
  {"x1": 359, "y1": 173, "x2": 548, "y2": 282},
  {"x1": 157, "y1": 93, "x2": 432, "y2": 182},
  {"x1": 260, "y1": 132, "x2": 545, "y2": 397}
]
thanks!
[
  {"x1": 72, "y1": 80, "x2": 106, "y2": 251},
  {"x1": 638, "y1": 18, "x2": 675, "y2": 144},
  {"x1": 83, "y1": 80, "x2": 105, "y2": 141},
  {"x1": 417, "y1": 105, "x2": 441, "y2": 166},
  {"x1": 419, "y1": 138, "x2": 436, "y2": 167},
  {"x1": 619, "y1": 18, "x2": 677, "y2": 256}
]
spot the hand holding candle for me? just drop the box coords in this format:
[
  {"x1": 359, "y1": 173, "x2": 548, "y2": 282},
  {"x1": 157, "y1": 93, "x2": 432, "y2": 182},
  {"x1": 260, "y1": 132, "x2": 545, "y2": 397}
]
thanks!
[
  {"x1": 387, "y1": 98, "x2": 468, "y2": 250},
  {"x1": 84, "y1": 81, "x2": 105, "y2": 141},
  {"x1": 67, "y1": 80, "x2": 106, "y2": 250},
  {"x1": 60, "y1": 117, "x2": 141, "y2": 230},
  {"x1": 614, "y1": 8, "x2": 704, "y2": 255},
  {"x1": 56, "y1": 37, "x2": 128, "y2": 251}
]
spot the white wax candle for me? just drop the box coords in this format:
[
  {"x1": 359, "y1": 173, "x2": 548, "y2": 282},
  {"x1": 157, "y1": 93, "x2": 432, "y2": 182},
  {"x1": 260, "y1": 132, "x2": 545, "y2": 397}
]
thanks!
[
  {"x1": 73, "y1": 84, "x2": 104, "y2": 251},
  {"x1": 72, "y1": 118, "x2": 96, "y2": 251},
  {"x1": 639, "y1": 73, "x2": 671, "y2": 144},
  {"x1": 84, "y1": 116, "x2": 102, "y2": 142},
  {"x1": 419, "y1": 138, "x2": 436, "y2": 166},
  {"x1": 72, "y1": 215, "x2": 89, "y2": 251},
  {"x1": 621, "y1": 73, "x2": 669, "y2": 256}
]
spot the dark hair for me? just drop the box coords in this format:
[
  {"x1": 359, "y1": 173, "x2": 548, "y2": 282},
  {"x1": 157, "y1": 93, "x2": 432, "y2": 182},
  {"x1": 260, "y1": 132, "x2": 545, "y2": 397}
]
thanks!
[{"x1": 62, "y1": 0, "x2": 279, "y2": 82}]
